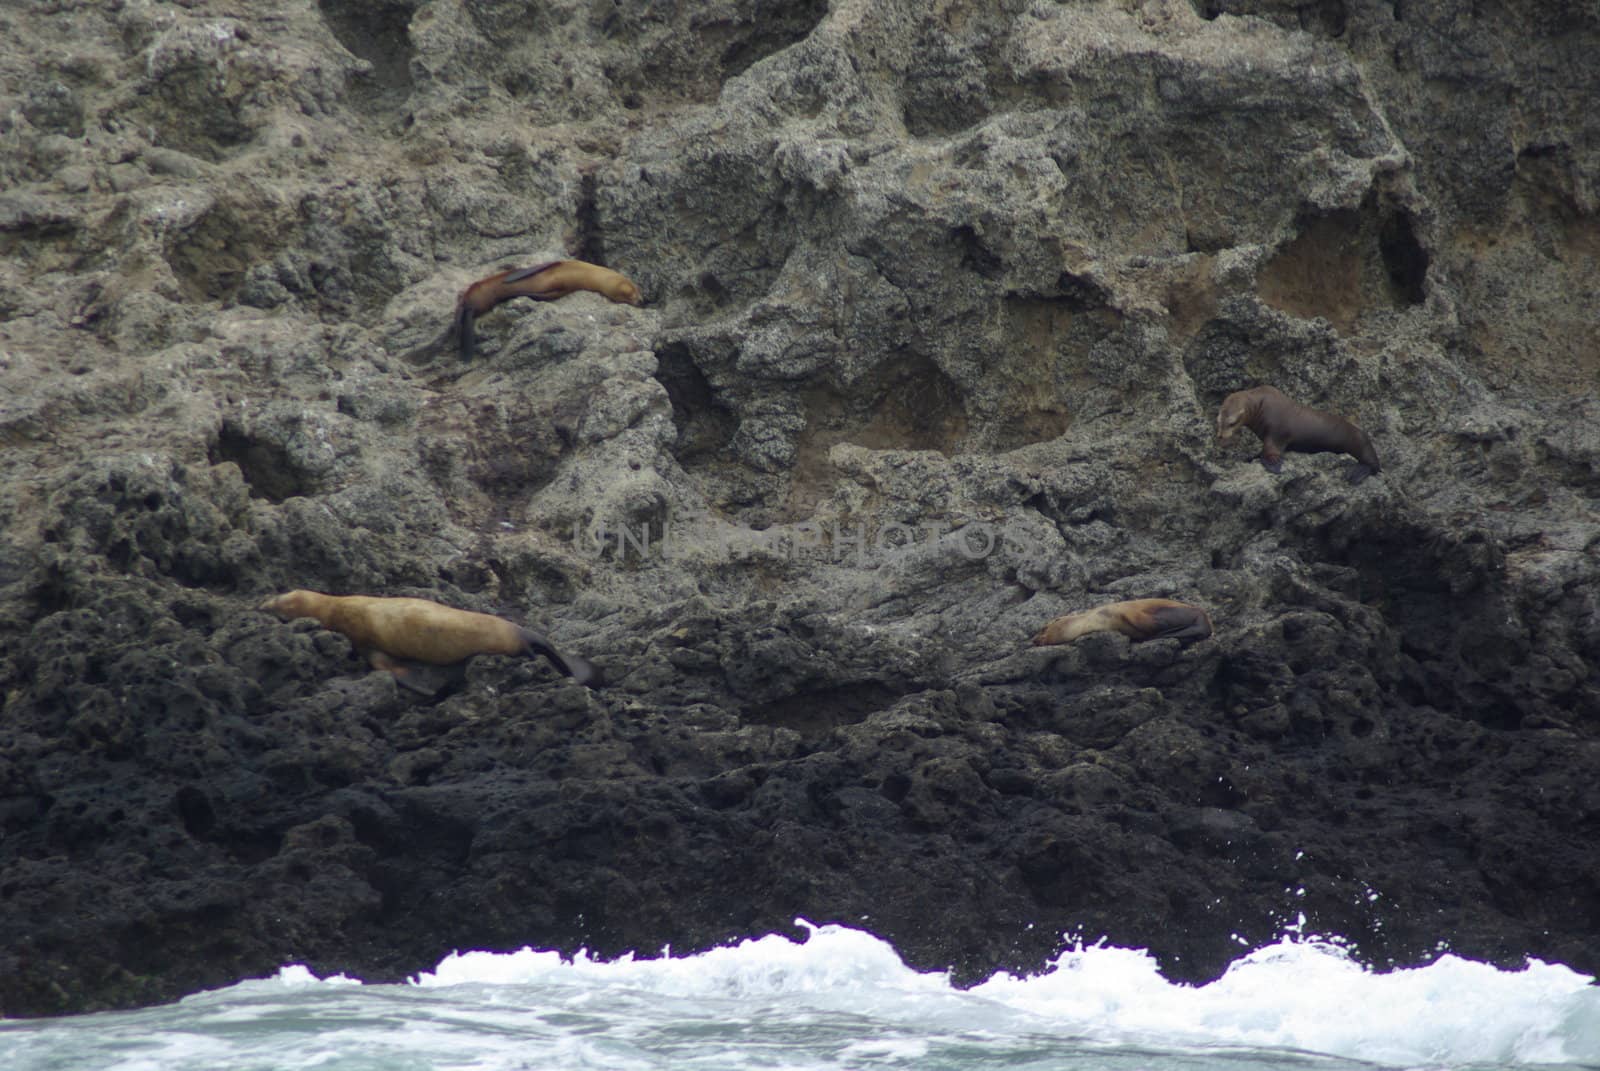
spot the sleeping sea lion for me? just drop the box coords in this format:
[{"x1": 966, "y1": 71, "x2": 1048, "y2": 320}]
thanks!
[
  {"x1": 260, "y1": 590, "x2": 602, "y2": 691},
  {"x1": 1032, "y1": 598, "x2": 1214, "y2": 647},
  {"x1": 1216, "y1": 385, "x2": 1380, "y2": 484},
  {"x1": 456, "y1": 259, "x2": 644, "y2": 359}
]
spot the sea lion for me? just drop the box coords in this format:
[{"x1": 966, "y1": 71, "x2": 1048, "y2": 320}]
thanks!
[
  {"x1": 456, "y1": 259, "x2": 644, "y2": 359},
  {"x1": 1032, "y1": 598, "x2": 1214, "y2": 647},
  {"x1": 1215, "y1": 385, "x2": 1381, "y2": 484},
  {"x1": 260, "y1": 590, "x2": 603, "y2": 691}
]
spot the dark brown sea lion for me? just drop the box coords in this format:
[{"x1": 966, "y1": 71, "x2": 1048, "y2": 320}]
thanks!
[
  {"x1": 1216, "y1": 385, "x2": 1380, "y2": 484},
  {"x1": 455, "y1": 260, "x2": 644, "y2": 359},
  {"x1": 1032, "y1": 598, "x2": 1214, "y2": 647},
  {"x1": 260, "y1": 590, "x2": 602, "y2": 691}
]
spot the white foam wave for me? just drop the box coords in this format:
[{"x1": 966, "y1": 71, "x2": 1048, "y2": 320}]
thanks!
[
  {"x1": 975, "y1": 937, "x2": 1600, "y2": 1066},
  {"x1": 382, "y1": 921, "x2": 1600, "y2": 1068},
  {"x1": 8, "y1": 923, "x2": 1599, "y2": 1071},
  {"x1": 413, "y1": 922, "x2": 949, "y2": 998}
]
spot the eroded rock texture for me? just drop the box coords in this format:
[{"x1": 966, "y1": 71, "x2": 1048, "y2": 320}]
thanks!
[{"x1": 0, "y1": 0, "x2": 1596, "y2": 1015}]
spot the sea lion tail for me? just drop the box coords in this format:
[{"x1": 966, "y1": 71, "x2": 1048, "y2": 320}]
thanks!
[
  {"x1": 455, "y1": 303, "x2": 477, "y2": 360},
  {"x1": 518, "y1": 627, "x2": 604, "y2": 689},
  {"x1": 1146, "y1": 604, "x2": 1214, "y2": 644},
  {"x1": 1352, "y1": 433, "x2": 1381, "y2": 480}
]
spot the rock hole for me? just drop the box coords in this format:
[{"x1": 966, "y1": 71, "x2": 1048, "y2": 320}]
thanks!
[
  {"x1": 807, "y1": 353, "x2": 970, "y2": 457},
  {"x1": 880, "y1": 772, "x2": 912, "y2": 803},
  {"x1": 953, "y1": 225, "x2": 1004, "y2": 280},
  {"x1": 575, "y1": 170, "x2": 605, "y2": 267},
  {"x1": 316, "y1": 0, "x2": 416, "y2": 113},
  {"x1": 863, "y1": 354, "x2": 968, "y2": 452},
  {"x1": 175, "y1": 785, "x2": 216, "y2": 839},
  {"x1": 1203, "y1": 771, "x2": 1248, "y2": 806},
  {"x1": 208, "y1": 422, "x2": 310, "y2": 503},
  {"x1": 717, "y1": 0, "x2": 829, "y2": 82},
  {"x1": 698, "y1": 271, "x2": 729, "y2": 306},
  {"x1": 1302, "y1": 0, "x2": 1348, "y2": 36},
  {"x1": 1256, "y1": 210, "x2": 1365, "y2": 334},
  {"x1": 166, "y1": 202, "x2": 258, "y2": 303},
  {"x1": 655, "y1": 342, "x2": 737, "y2": 466},
  {"x1": 1378, "y1": 210, "x2": 1428, "y2": 305},
  {"x1": 742, "y1": 682, "x2": 904, "y2": 737},
  {"x1": 782, "y1": 354, "x2": 969, "y2": 517},
  {"x1": 1052, "y1": 271, "x2": 1110, "y2": 311},
  {"x1": 1197, "y1": 0, "x2": 1346, "y2": 34}
]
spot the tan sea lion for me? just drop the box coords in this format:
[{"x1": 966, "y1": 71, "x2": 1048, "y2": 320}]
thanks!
[
  {"x1": 1032, "y1": 598, "x2": 1214, "y2": 647},
  {"x1": 260, "y1": 590, "x2": 602, "y2": 691},
  {"x1": 1215, "y1": 385, "x2": 1380, "y2": 484},
  {"x1": 456, "y1": 259, "x2": 644, "y2": 359}
]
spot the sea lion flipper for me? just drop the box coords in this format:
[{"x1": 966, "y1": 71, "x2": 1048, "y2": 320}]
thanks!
[
  {"x1": 560, "y1": 654, "x2": 604, "y2": 689},
  {"x1": 456, "y1": 304, "x2": 477, "y2": 360},
  {"x1": 368, "y1": 650, "x2": 439, "y2": 695},
  {"x1": 1260, "y1": 454, "x2": 1284, "y2": 474},
  {"x1": 372, "y1": 650, "x2": 464, "y2": 696},
  {"x1": 1144, "y1": 605, "x2": 1214, "y2": 644},
  {"x1": 500, "y1": 261, "x2": 564, "y2": 285},
  {"x1": 1345, "y1": 462, "x2": 1376, "y2": 484},
  {"x1": 519, "y1": 628, "x2": 605, "y2": 689}
]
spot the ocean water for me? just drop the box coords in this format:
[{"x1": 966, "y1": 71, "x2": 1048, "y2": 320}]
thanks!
[{"x1": 3, "y1": 922, "x2": 1598, "y2": 1071}]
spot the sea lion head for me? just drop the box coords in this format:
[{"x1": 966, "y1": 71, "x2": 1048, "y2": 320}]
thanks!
[
  {"x1": 1216, "y1": 391, "x2": 1253, "y2": 444},
  {"x1": 610, "y1": 276, "x2": 644, "y2": 307},
  {"x1": 1031, "y1": 613, "x2": 1086, "y2": 646},
  {"x1": 259, "y1": 589, "x2": 319, "y2": 619}
]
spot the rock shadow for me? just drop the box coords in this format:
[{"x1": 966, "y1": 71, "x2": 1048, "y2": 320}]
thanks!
[
  {"x1": 785, "y1": 353, "x2": 969, "y2": 516},
  {"x1": 1256, "y1": 198, "x2": 1428, "y2": 334},
  {"x1": 209, "y1": 421, "x2": 314, "y2": 503},
  {"x1": 655, "y1": 341, "x2": 739, "y2": 468},
  {"x1": 317, "y1": 0, "x2": 417, "y2": 117}
]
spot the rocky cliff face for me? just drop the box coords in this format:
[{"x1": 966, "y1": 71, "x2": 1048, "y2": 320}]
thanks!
[{"x1": 1, "y1": 0, "x2": 1596, "y2": 1015}]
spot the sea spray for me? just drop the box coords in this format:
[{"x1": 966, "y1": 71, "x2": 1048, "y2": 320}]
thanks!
[{"x1": 4, "y1": 923, "x2": 1599, "y2": 1071}]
